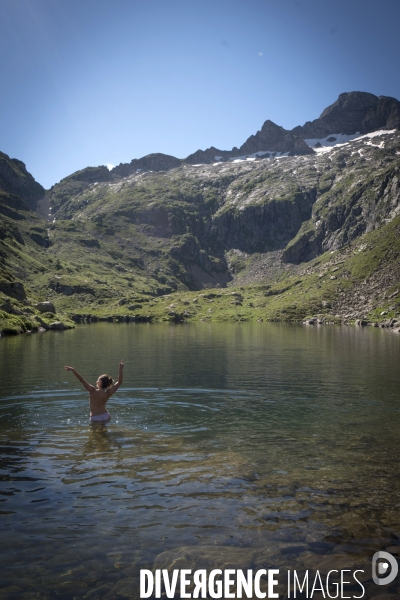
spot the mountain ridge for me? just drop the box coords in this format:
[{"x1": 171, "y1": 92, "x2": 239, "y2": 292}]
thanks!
[
  {"x1": 1, "y1": 91, "x2": 400, "y2": 334},
  {"x1": 49, "y1": 91, "x2": 400, "y2": 184}
]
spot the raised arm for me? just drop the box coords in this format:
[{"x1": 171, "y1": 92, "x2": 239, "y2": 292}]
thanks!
[
  {"x1": 64, "y1": 366, "x2": 95, "y2": 393},
  {"x1": 107, "y1": 360, "x2": 124, "y2": 396}
]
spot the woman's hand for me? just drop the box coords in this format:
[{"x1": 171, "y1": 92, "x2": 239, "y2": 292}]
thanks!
[
  {"x1": 64, "y1": 366, "x2": 74, "y2": 371},
  {"x1": 119, "y1": 360, "x2": 124, "y2": 369}
]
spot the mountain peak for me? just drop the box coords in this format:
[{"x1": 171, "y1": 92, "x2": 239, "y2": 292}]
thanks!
[
  {"x1": 319, "y1": 91, "x2": 378, "y2": 119},
  {"x1": 292, "y1": 91, "x2": 400, "y2": 139}
]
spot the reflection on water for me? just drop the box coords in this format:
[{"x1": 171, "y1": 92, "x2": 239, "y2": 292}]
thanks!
[{"x1": 0, "y1": 323, "x2": 400, "y2": 598}]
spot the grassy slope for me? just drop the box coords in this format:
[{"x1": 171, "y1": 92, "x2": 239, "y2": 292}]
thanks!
[
  {"x1": 0, "y1": 191, "x2": 75, "y2": 333},
  {"x1": 57, "y1": 214, "x2": 398, "y2": 325},
  {"x1": 2, "y1": 211, "x2": 399, "y2": 332}
]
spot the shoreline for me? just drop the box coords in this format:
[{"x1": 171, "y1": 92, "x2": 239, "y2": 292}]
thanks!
[{"x1": 1, "y1": 312, "x2": 399, "y2": 338}]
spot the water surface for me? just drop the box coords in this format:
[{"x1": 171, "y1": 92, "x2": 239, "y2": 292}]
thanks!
[{"x1": 1, "y1": 323, "x2": 399, "y2": 598}]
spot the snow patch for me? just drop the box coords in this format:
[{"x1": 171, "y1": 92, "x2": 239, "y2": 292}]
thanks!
[
  {"x1": 304, "y1": 129, "x2": 396, "y2": 155},
  {"x1": 365, "y1": 140, "x2": 384, "y2": 149},
  {"x1": 230, "y1": 150, "x2": 292, "y2": 163},
  {"x1": 230, "y1": 150, "x2": 272, "y2": 161},
  {"x1": 359, "y1": 129, "x2": 395, "y2": 139}
]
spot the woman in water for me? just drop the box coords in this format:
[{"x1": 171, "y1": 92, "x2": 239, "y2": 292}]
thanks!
[{"x1": 64, "y1": 360, "x2": 124, "y2": 423}]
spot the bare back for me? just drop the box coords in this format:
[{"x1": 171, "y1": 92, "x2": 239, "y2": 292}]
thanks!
[{"x1": 89, "y1": 387, "x2": 112, "y2": 417}]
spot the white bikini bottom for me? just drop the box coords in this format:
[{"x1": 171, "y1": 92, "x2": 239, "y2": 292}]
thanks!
[{"x1": 90, "y1": 412, "x2": 111, "y2": 422}]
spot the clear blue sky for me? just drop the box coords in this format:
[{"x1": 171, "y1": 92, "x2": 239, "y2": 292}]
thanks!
[{"x1": 1, "y1": 0, "x2": 400, "y2": 188}]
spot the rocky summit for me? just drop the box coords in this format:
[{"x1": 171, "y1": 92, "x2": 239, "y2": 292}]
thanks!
[
  {"x1": 292, "y1": 91, "x2": 400, "y2": 139},
  {"x1": 0, "y1": 91, "x2": 400, "y2": 334}
]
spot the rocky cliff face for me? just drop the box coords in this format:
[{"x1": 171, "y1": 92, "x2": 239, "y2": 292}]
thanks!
[
  {"x1": 213, "y1": 190, "x2": 315, "y2": 253},
  {"x1": 282, "y1": 130, "x2": 400, "y2": 263}
]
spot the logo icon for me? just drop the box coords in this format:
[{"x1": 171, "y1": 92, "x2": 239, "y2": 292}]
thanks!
[{"x1": 372, "y1": 551, "x2": 398, "y2": 586}]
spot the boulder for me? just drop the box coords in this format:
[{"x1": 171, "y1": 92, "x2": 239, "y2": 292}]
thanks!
[{"x1": 35, "y1": 301, "x2": 56, "y2": 314}]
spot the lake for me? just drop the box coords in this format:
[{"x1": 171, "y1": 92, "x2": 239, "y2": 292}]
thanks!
[{"x1": 1, "y1": 322, "x2": 400, "y2": 599}]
